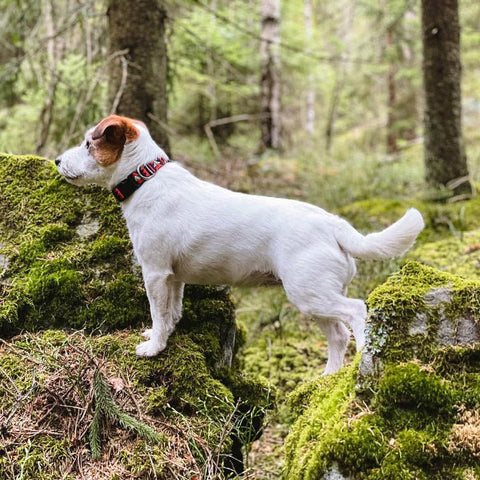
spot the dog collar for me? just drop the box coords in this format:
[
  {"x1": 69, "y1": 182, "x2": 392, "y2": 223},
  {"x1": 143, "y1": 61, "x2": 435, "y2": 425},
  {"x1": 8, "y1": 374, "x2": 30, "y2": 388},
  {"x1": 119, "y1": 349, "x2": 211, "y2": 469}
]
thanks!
[{"x1": 112, "y1": 157, "x2": 169, "y2": 202}]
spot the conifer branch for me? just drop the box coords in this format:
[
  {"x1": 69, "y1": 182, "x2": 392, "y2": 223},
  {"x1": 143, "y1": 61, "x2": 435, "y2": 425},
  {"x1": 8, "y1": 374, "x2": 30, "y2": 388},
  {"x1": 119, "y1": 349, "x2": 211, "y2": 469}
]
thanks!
[{"x1": 89, "y1": 369, "x2": 164, "y2": 459}]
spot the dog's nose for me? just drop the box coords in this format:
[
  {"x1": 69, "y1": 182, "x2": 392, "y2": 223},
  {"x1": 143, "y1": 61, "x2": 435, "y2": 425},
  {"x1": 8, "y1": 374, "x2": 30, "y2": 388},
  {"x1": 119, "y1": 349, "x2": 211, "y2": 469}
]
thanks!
[{"x1": 55, "y1": 156, "x2": 62, "y2": 166}]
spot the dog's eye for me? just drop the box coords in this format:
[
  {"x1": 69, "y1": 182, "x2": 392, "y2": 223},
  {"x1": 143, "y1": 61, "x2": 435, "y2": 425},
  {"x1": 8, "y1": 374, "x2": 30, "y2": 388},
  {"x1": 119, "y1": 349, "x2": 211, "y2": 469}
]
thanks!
[{"x1": 86, "y1": 140, "x2": 92, "y2": 149}]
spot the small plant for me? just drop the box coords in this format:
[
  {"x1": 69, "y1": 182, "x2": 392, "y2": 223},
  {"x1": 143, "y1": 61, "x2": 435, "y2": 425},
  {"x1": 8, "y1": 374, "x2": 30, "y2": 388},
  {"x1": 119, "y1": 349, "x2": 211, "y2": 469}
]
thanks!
[{"x1": 88, "y1": 368, "x2": 164, "y2": 460}]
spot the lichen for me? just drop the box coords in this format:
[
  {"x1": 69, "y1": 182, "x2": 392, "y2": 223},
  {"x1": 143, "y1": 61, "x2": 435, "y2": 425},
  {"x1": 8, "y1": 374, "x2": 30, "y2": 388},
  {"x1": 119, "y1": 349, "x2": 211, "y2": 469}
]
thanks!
[{"x1": 366, "y1": 262, "x2": 480, "y2": 364}]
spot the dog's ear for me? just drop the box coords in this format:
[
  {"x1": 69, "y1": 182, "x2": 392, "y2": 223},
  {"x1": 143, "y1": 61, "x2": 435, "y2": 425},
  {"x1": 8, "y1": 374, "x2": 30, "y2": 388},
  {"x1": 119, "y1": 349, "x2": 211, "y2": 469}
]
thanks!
[
  {"x1": 91, "y1": 115, "x2": 140, "y2": 166},
  {"x1": 92, "y1": 115, "x2": 139, "y2": 145}
]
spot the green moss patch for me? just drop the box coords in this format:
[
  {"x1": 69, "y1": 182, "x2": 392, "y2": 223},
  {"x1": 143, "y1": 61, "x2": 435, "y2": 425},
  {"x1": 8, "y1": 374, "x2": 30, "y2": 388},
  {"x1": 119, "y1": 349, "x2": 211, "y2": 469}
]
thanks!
[
  {"x1": 337, "y1": 196, "x2": 480, "y2": 244},
  {"x1": 409, "y1": 229, "x2": 480, "y2": 279},
  {"x1": 365, "y1": 262, "x2": 480, "y2": 364},
  {"x1": 0, "y1": 154, "x2": 142, "y2": 336}
]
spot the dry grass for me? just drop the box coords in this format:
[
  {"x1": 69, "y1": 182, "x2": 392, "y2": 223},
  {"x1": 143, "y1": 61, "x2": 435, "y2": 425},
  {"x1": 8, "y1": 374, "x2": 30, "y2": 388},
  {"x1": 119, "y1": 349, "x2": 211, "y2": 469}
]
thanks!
[{"x1": 0, "y1": 331, "x2": 243, "y2": 479}]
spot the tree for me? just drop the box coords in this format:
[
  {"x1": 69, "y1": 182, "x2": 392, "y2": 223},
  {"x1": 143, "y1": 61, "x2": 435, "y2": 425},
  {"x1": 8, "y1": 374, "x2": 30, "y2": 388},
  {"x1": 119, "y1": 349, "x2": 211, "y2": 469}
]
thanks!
[
  {"x1": 304, "y1": 0, "x2": 315, "y2": 134},
  {"x1": 384, "y1": 3, "x2": 419, "y2": 155},
  {"x1": 107, "y1": 0, "x2": 170, "y2": 154},
  {"x1": 421, "y1": 0, "x2": 472, "y2": 197},
  {"x1": 259, "y1": 0, "x2": 281, "y2": 151}
]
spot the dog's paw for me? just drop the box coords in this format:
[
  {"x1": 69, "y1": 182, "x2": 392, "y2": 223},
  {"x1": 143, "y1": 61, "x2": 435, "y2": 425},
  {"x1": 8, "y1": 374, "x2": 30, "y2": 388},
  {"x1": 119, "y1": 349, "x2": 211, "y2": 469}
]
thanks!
[
  {"x1": 135, "y1": 339, "x2": 165, "y2": 357},
  {"x1": 141, "y1": 329, "x2": 153, "y2": 340}
]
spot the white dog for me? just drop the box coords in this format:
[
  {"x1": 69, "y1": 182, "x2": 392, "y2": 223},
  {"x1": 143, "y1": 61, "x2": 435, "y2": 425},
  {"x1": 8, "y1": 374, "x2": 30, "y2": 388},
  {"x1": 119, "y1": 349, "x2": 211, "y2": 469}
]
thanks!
[{"x1": 56, "y1": 115, "x2": 424, "y2": 374}]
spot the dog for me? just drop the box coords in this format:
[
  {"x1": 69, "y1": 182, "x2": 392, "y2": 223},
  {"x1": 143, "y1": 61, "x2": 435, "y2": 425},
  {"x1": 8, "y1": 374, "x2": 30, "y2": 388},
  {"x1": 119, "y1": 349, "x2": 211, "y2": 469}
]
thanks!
[{"x1": 56, "y1": 115, "x2": 424, "y2": 374}]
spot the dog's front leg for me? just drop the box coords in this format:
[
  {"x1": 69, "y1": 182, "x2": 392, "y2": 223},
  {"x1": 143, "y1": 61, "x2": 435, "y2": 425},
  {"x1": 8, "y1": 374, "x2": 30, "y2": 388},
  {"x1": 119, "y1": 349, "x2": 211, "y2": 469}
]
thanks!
[{"x1": 136, "y1": 271, "x2": 179, "y2": 357}]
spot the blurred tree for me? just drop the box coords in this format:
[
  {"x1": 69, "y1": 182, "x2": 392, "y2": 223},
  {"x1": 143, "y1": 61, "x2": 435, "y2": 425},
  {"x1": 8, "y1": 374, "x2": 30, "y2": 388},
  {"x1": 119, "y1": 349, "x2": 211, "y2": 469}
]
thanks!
[
  {"x1": 304, "y1": 0, "x2": 315, "y2": 134},
  {"x1": 422, "y1": 0, "x2": 472, "y2": 197},
  {"x1": 259, "y1": 0, "x2": 281, "y2": 151},
  {"x1": 324, "y1": 0, "x2": 356, "y2": 153},
  {"x1": 384, "y1": 2, "x2": 419, "y2": 155},
  {"x1": 107, "y1": 0, "x2": 170, "y2": 154}
]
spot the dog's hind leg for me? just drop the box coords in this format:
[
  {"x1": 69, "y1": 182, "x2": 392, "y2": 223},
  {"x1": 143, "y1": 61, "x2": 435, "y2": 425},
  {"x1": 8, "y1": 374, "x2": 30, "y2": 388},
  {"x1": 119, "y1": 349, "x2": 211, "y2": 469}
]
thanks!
[
  {"x1": 284, "y1": 281, "x2": 366, "y2": 373},
  {"x1": 318, "y1": 319, "x2": 351, "y2": 375},
  {"x1": 136, "y1": 271, "x2": 179, "y2": 357}
]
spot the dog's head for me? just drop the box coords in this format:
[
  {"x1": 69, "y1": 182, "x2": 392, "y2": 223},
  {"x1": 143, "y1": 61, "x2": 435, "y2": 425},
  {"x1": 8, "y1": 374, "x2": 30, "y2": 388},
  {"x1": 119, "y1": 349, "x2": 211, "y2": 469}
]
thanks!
[{"x1": 56, "y1": 115, "x2": 164, "y2": 188}]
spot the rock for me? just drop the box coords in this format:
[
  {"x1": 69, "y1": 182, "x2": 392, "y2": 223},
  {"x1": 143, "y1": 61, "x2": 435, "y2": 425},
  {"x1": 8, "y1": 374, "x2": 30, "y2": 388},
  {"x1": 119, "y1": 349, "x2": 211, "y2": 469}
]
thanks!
[
  {"x1": 75, "y1": 212, "x2": 100, "y2": 238},
  {"x1": 285, "y1": 262, "x2": 480, "y2": 480},
  {"x1": 324, "y1": 465, "x2": 350, "y2": 479},
  {"x1": 0, "y1": 153, "x2": 273, "y2": 478}
]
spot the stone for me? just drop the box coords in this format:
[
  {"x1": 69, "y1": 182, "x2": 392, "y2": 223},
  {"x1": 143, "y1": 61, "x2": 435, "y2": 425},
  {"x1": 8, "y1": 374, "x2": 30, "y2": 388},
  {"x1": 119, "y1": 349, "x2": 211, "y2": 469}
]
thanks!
[{"x1": 285, "y1": 262, "x2": 480, "y2": 480}]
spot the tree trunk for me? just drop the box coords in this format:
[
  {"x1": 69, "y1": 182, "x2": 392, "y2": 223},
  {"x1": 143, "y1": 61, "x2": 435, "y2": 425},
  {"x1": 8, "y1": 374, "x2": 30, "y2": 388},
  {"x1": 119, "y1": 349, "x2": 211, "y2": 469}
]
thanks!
[
  {"x1": 259, "y1": 0, "x2": 281, "y2": 151},
  {"x1": 421, "y1": 0, "x2": 472, "y2": 197},
  {"x1": 107, "y1": 0, "x2": 170, "y2": 155},
  {"x1": 304, "y1": 0, "x2": 315, "y2": 134},
  {"x1": 324, "y1": 0, "x2": 356, "y2": 153},
  {"x1": 386, "y1": 27, "x2": 398, "y2": 155}
]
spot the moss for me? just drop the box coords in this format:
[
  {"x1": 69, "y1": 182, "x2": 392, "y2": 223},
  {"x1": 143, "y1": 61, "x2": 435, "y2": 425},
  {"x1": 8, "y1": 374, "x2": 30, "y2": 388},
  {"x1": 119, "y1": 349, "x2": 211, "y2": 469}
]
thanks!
[
  {"x1": 366, "y1": 262, "x2": 480, "y2": 364},
  {"x1": 0, "y1": 153, "x2": 273, "y2": 477},
  {"x1": 376, "y1": 363, "x2": 456, "y2": 421},
  {"x1": 337, "y1": 196, "x2": 480, "y2": 244},
  {"x1": 0, "y1": 436, "x2": 73, "y2": 480},
  {"x1": 284, "y1": 355, "x2": 361, "y2": 480},
  {"x1": 286, "y1": 357, "x2": 478, "y2": 479},
  {"x1": 118, "y1": 440, "x2": 166, "y2": 477},
  {"x1": 89, "y1": 235, "x2": 130, "y2": 261},
  {"x1": 285, "y1": 263, "x2": 480, "y2": 480},
  {"x1": 0, "y1": 330, "x2": 271, "y2": 478},
  {"x1": 409, "y1": 229, "x2": 480, "y2": 279},
  {"x1": 0, "y1": 153, "x2": 141, "y2": 336}
]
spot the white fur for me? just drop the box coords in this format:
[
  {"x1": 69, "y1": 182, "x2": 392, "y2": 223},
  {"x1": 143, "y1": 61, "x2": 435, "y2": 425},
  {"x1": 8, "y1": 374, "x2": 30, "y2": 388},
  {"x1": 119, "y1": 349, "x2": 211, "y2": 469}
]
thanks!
[{"x1": 57, "y1": 119, "x2": 424, "y2": 374}]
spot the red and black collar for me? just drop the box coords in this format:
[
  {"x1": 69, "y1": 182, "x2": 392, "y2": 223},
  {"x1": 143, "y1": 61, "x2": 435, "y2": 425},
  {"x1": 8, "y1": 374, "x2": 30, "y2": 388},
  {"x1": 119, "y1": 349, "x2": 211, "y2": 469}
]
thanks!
[{"x1": 112, "y1": 157, "x2": 169, "y2": 202}]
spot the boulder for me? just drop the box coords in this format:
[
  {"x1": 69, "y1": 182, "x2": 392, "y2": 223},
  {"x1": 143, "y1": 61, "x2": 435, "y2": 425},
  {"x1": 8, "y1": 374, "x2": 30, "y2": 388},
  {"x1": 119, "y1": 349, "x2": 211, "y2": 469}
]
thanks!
[
  {"x1": 0, "y1": 153, "x2": 273, "y2": 478},
  {"x1": 285, "y1": 262, "x2": 480, "y2": 480}
]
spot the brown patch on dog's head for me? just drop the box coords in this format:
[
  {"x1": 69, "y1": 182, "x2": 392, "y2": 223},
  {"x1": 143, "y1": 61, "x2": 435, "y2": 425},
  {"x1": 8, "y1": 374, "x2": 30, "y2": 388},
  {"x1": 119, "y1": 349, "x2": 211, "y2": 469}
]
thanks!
[{"x1": 90, "y1": 115, "x2": 140, "y2": 166}]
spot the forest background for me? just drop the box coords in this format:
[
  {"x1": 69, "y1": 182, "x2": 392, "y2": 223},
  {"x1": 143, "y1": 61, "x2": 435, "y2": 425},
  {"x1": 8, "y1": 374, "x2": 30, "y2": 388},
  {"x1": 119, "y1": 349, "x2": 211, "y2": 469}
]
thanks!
[{"x1": 2, "y1": 0, "x2": 480, "y2": 478}]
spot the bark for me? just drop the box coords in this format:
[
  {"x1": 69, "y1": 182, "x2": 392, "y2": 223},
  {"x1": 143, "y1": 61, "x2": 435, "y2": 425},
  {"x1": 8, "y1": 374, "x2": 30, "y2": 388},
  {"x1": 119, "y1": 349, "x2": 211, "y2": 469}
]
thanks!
[
  {"x1": 421, "y1": 0, "x2": 472, "y2": 197},
  {"x1": 107, "y1": 0, "x2": 170, "y2": 155},
  {"x1": 324, "y1": 0, "x2": 356, "y2": 153},
  {"x1": 259, "y1": 0, "x2": 281, "y2": 151},
  {"x1": 36, "y1": 0, "x2": 62, "y2": 155}
]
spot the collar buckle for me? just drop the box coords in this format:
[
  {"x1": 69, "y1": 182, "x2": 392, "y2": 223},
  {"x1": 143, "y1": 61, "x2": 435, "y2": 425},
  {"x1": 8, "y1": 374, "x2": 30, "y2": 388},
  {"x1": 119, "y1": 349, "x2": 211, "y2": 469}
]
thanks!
[
  {"x1": 136, "y1": 163, "x2": 155, "y2": 181},
  {"x1": 112, "y1": 157, "x2": 169, "y2": 202}
]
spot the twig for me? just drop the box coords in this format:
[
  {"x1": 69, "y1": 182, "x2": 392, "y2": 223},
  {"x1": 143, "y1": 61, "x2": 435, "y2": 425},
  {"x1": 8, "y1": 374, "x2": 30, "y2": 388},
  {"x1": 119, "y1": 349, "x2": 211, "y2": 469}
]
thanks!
[{"x1": 204, "y1": 113, "x2": 270, "y2": 158}]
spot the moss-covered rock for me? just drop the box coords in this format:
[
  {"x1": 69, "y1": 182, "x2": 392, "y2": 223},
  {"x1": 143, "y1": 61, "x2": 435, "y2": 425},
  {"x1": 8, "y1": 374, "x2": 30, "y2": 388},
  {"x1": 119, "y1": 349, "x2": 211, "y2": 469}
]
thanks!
[
  {"x1": 284, "y1": 263, "x2": 480, "y2": 480},
  {"x1": 0, "y1": 153, "x2": 273, "y2": 478}
]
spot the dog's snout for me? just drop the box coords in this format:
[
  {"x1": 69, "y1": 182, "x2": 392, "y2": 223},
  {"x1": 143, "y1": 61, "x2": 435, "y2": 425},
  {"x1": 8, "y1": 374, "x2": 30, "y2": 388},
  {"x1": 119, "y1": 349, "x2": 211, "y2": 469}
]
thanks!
[{"x1": 55, "y1": 156, "x2": 62, "y2": 166}]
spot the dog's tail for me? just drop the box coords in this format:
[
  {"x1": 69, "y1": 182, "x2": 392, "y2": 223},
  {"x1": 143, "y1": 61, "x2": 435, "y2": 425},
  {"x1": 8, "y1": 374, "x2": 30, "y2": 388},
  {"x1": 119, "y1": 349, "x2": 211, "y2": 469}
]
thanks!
[{"x1": 334, "y1": 208, "x2": 424, "y2": 260}]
